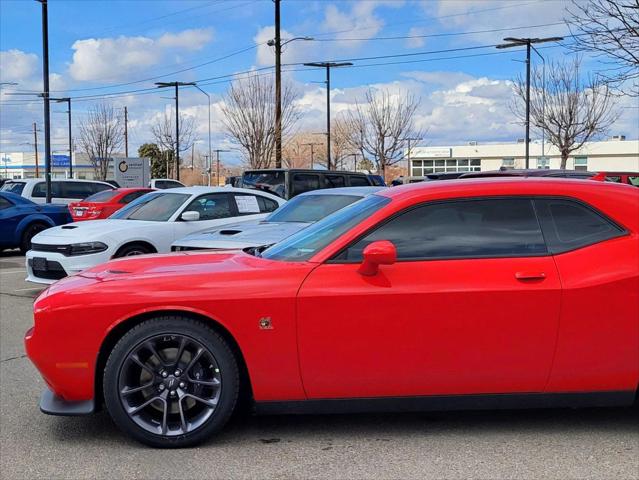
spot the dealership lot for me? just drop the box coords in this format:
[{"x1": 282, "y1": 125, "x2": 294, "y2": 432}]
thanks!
[{"x1": 0, "y1": 252, "x2": 637, "y2": 479}]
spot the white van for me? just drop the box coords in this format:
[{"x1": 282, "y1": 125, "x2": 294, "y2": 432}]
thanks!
[{"x1": 0, "y1": 179, "x2": 114, "y2": 204}]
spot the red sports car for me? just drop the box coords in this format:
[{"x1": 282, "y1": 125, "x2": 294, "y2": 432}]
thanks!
[
  {"x1": 68, "y1": 187, "x2": 154, "y2": 221},
  {"x1": 25, "y1": 178, "x2": 639, "y2": 448}
]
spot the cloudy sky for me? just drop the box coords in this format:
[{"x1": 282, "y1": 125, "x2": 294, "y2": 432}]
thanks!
[{"x1": 1, "y1": 0, "x2": 637, "y2": 164}]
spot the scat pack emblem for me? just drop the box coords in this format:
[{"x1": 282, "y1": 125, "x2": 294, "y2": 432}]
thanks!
[{"x1": 258, "y1": 317, "x2": 273, "y2": 330}]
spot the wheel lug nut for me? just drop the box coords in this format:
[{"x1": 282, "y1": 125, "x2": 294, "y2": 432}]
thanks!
[
  {"x1": 159, "y1": 384, "x2": 165, "y2": 391},
  {"x1": 161, "y1": 371, "x2": 168, "y2": 378},
  {"x1": 179, "y1": 382, "x2": 185, "y2": 388},
  {"x1": 174, "y1": 369, "x2": 181, "y2": 376}
]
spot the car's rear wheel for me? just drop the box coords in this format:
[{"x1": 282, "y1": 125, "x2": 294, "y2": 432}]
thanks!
[
  {"x1": 20, "y1": 222, "x2": 48, "y2": 253},
  {"x1": 103, "y1": 316, "x2": 239, "y2": 448}
]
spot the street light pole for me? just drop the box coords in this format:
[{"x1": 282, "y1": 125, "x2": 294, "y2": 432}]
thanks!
[
  {"x1": 496, "y1": 36, "x2": 563, "y2": 169},
  {"x1": 212, "y1": 149, "x2": 230, "y2": 186},
  {"x1": 302, "y1": 142, "x2": 322, "y2": 168},
  {"x1": 155, "y1": 81, "x2": 196, "y2": 181},
  {"x1": 37, "y1": 0, "x2": 52, "y2": 202},
  {"x1": 405, "y1": 137, "x2": 422, "y2": 178},
  {"x1": 33, "y1": 122, "x2": 39, "y2": 177},
  {"x1": 192, "y1": 84, "x2": 212, "y2": 184},
  {"x1": 303, "y1": 62, "x2": 353, "y2": 170},
  {"x1": 274, "y1": 0, "x2": 282, "y2": 167},
  {"x1": 52, "y1": 97, "x2": 72, "y2": 178}
]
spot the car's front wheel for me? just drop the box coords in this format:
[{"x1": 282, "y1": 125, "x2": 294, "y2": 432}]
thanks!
[{"x1": 103, "y1": 316, "x2": 239, "y2": 448}]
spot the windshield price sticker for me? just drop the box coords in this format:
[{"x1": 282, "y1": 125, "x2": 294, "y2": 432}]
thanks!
[{"x1": 236, "y1": 196, "x2": 260, "y2": 213}]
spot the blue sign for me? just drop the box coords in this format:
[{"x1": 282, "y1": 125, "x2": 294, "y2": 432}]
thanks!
[{"x1": 52, "y1": 154, "x2": 70, "y2": 167}]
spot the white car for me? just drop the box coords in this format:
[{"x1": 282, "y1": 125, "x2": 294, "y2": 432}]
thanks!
[
  {"x1": 25, "y1": 186, "x2": 284, "y2": 284},
  {"x1": 148, "y1": 178, "x2": 185, "y2": 189},
  {"x1": 171, "y1": 187, "x2": 386, "y2": 252},
  {"x1": 0, "y1": 179, "x2": 114, "y2": 204}
]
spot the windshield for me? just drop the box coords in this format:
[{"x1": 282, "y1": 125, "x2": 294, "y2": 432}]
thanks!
[
  {"x1": 261, "y1": 194, "x2": 390, "y2": 262},
  {"x1": 110, "y1": 192, "x2": 189, "y2": 221},
  {"x1": 266, "y1": 194, "x2": 362, "y2": 223},
  {"x1": 1, "y1": 181, "x2": 25, "y2": 195},
  {"x1": 84, "y1": 189, "x2": 120, "y2": 202},
  {"x1": 242, "y1": 171, "x2": 286, "y2": 198}
]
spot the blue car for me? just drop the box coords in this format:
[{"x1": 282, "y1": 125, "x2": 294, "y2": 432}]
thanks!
[{"x1": 0, "y1": 192, "x2": 72, "y2": 253}]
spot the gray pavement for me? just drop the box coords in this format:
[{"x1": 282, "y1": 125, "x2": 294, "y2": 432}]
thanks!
[{"x1": 1, "y1": 251, "x2": 637, "y2": 480}]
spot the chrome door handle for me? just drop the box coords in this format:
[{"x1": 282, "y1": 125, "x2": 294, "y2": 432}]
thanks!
[{"x1": 515, "y1": 272, "x2": 546, "y2": 280}]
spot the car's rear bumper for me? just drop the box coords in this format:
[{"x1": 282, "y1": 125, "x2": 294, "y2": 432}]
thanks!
[{"x1": 40, "y1": 387, "x2": 95, "y2": 416}]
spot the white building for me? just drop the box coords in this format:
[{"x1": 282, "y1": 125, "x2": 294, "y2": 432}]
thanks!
[
  {"x1": 0, "y1": 152, "x2": 121, "y2": 180},
  {"x1": 408, "y1": 138, "x2": 639, "y2": 176}
]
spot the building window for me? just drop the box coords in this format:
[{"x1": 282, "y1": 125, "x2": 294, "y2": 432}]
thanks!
[
  {"x1": 502, "y1": 158, "x2": 515, "y2": 169},
  {"x1": 412, "y1": 158, "x2": 481, "y2": 175},
  {"x1": 537, "y1": 157, "x2": 550, "y2": 169},
  {"x1": 574, "y1": 156, "x2": 588, "y2": 171}
]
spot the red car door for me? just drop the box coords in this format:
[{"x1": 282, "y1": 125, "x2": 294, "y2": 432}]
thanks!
[{"x1": 297, "y1": 197, "x2": 562, "y2": 399}]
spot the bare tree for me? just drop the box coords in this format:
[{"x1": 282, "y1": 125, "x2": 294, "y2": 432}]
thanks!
[
  {"x1": 343, "y1": 88, "x2": 422, "y2": 180},
  {"x1": 77, "y1": 103, "x2": 124, "y2": 180},
  {"x1": 222, "y1": 74, "x2": 301, "y2": 169},
  {"x1": 331, "y1": 117, "x2": 355, "y2": 170},
  {"x1": 512, "y1": 57, "x2": 620, "y2": 169},
  {"x1": 151, "y1": 110, "x2": 197, "y2": 176},
  {"x1": 567, "y1": 0, "x2": 639, "y2": 96}
]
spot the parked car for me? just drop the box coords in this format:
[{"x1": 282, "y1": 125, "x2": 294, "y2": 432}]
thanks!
[
  {"x1": 225, "y1": 176, "x2": 241, "y2": 187},
  {"x1": 240, "y1": 169, "x2": 374, "y2": 199},
  {"x1": 0, "y1": 179, "x2": 114, "y2": 205},
  {"x1": 390, "y1": 173, "x2": 465, "y2": 185},
  {"x1": 172, "y1": 187, "x2": 386, "y2": 252},
  {"x1": 68, "y1": 188, "x2": 155, "y2": 221},
  {"x1": 0, "y1": 192, "x2": 72, "y2": 253},
  {"x1": 366, "y1": 174, "x2": 386, "y2": 186},
  {"x1": 24, "y1": 178, "x2": 638, "y2": 447},
  {"x1": 25, "y1": 187, "x2": 284, "y2": 284},
  {"x1": 149, "y1": 179, "x2": 185, "y2": 189},
  {"x1": 601, "y1": 172, "x2": 639, "y2": 186}
]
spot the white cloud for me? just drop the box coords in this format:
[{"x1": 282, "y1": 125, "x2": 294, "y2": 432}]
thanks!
[
  {"x1": 68, "y1": 28, "x2": 215, "y2": 82},
  {"x1": 157, "y1": 28, "x2": 213, "y2": 51},
  {"x1": 0, "y1": 49, "x2": 39, "y2": 81},
  {"x1": 405, "y1": 27, "x2": 427, "y2": 49}
]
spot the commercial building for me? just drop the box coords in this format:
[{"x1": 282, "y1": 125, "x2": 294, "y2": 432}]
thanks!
[
  {"x1": 0, "y1": 151, "x2": 107, "y2": 180},
  {"x1": 408, "y1": 138, "x2": 639, "y2": 176}
]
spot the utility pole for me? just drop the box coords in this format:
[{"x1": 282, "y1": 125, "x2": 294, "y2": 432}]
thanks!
[
  {"x1": 496, "y1": 36, "x2": 563, "y2": 168},
  {"x1": 155, "y1": 81, "x2": 196, "y2": 181},
  {"x1": 204, "y1": 155, "x2": 210, "y2": 186},
  {"x1": 404, "y1": 137, "x2": 422, "y2": 177},
  {"x1": 37, "y1": 0, "x2": 52, "y2": 202},
  {"x1": 274, "y1": 0, "x2": 282, "y2": 167},
  {"x1": 191, "y1": 144, "x2": 195, "y2": 169},
  {"x1": 192, "y1": 84, "x2": 212, "y2": 182},
  {"x1": 124, "y1": 106, "x2": 128, "y2": 157},
  {"x1": 212, "y1": 149, "x2": 229, "y2": 186},
  {"x1": 33, "y1": 123, "x2": 39, "y2": 177},
  {"x1": 304, "y1": 62, "x2": 353, "y2": 170},
  {"x1": 302, "y1": 142, "x2": 322, "y2": 169},
  {"x1": 349, "y1": 153, "x2": 358, "y2": 171}
]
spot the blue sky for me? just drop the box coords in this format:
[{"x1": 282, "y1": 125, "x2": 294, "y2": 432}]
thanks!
[{"x1": 1, "y1": 0, "x2": 637, "y2": 163}]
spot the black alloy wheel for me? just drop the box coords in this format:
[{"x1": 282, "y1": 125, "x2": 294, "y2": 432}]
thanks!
[{"x1": 103, "y1": 317, "x2": 239, "y2": 448}]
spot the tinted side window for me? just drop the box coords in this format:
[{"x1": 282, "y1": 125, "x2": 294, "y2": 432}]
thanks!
[
  {"x1": 0, "y1": 196, "x2": 12, "y2": 210},
  {"x1": 292, "y1": 174, "x2": 320, "y2": 195},
  {"x1": 341, "y1": 198, "x2": 546, "y2": 261},
  {"x1": 534, "y1": 199, "x2": 624, "y2": 254},
  {"x1": 184, "y1": 193, "x2": 231, "y2": 220},
  {"x1": 62, "y1": 182, "x2": 93, "y2": 199},
  {"x1": 629, "y1": 176, "x2": 639, "y2": 187},
  {"x1": 325, "y1": 175, "x2": 346, "y2": 188},
  {"x1": 120, "y1": 191, "x2": 149, "y2": 204},
  {"x1": 91, "y1": 183, "x2": 112, "y2": 194},
  {"x1": 32, "y1": 182, "x2": 62, "y2": 198},
  {"x1": 349, "y1": 176, "x2": 370, "y2": 187},
  {"x1": 256, "y1": 196, "x2": 279, "y2": 213}
]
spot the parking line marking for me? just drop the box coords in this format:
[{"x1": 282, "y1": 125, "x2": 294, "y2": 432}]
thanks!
[
  {"x1": 14, "y1": 287, "x2": 44, "y2": 292},
  {"x1": 0, "y1": 269, "x2": 26, "y2": 274}
]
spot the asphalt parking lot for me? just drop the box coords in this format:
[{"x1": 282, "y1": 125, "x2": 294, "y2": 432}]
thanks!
[{"x1": 1, "y1": 252, "x2": 637, "y2": 480}]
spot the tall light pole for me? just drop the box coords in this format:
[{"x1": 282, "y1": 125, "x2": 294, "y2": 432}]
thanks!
[
  {"x1": 212, "y1": 149, "x2": 229, "y2": 186},
  {"x1": 303, "y1": 62, "x2": 352, "y2": 170},
  {"x1": 496, "y1": 36, "x2": 563, "y2": 168},
  {"x1": 155, "y1": 81, "x2": 196, "y2": 181},
  {"x1": 192, "y1": 83, "x2": 212, "y2": 182},
  {"x1": 404, "y1": 137, "x2": 422, "y2": 177},
  {"x1": 52, "y1": 97, "x2": 72, "y2": 178},
  {"x1": 37, "y1": 0, "x2": 52, "y2": 202},
  {"x1": 302, "y1": 142, "x2": 322, "y2": 168}
]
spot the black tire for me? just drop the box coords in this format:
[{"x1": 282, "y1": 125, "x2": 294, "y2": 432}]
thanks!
[
  {"x1": 103, "y1": 316, "x2": 239, "y2": 448},
  {"x1": 20, "y1": 222, "x2": 48, "y2": 254},
  {"x1": 114, "y1": 243, "x2": 153, "y2": 258}
]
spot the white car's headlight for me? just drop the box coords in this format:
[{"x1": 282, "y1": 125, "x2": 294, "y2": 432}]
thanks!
[{"x1": 69, "y1": 242, "x2": 108, "y2": 256}]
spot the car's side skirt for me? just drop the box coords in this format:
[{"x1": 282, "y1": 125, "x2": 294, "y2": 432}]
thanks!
[{"x1": 254, "y1": 391, "x2": 636, "y2": 415}]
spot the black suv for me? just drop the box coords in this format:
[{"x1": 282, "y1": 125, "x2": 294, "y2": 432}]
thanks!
[{"x1": 240, "y1": 169, "x2": 374, "y2": 199}]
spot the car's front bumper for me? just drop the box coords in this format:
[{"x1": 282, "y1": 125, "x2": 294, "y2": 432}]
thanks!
[{"x1": 25, "y1": 248, "x2": 113, "y2": 284}]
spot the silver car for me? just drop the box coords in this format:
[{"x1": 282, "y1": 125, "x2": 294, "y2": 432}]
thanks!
[{"x1": 171, "y1": 186, "x2": 385, "y2": 252}]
